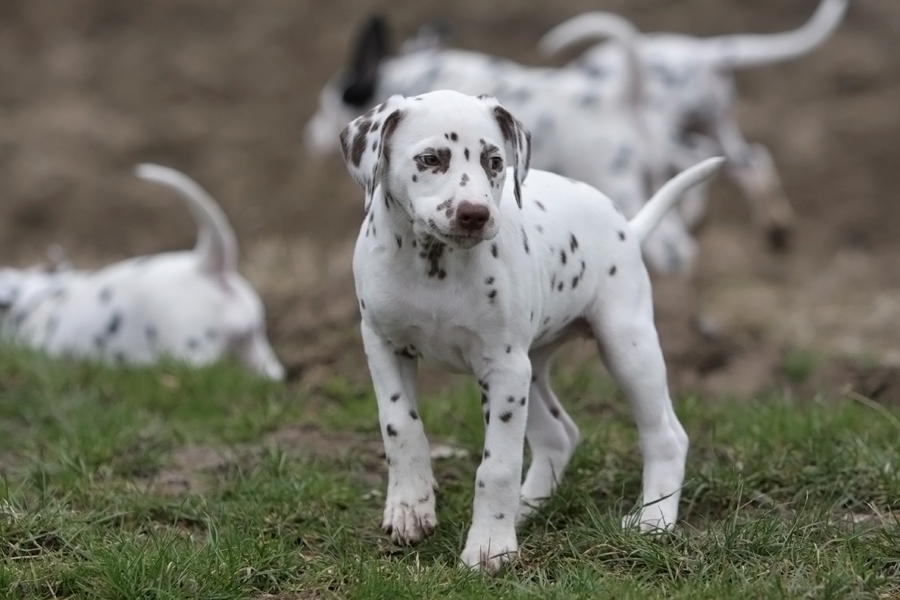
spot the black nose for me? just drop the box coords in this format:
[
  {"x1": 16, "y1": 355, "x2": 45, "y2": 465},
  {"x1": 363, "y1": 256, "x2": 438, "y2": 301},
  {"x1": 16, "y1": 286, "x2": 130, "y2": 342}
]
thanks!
[{"x1": 456, "y1": 201, "x2": 490, "y2": 231}]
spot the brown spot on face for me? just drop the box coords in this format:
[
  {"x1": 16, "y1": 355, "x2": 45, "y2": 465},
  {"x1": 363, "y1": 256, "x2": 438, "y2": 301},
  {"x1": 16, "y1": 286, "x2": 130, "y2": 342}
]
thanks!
[
  {"x1": 434, "y1": 147, "x2": 451, "y2": 173},
  {"x1": 480, "y1": 142, "x2": 502, "y2": 181}
]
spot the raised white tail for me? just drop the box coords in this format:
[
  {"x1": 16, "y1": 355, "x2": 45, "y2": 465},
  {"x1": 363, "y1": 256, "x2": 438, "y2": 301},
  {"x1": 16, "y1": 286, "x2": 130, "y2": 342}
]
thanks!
[
  {"x1": 706, "y1": 0, "x2": 848, "y2": 70},
  {"x1": 134, "y1": 164, "x2": 238, "y2": 276},
  {"x1": 629, "y1": 157, "x2": 724, "y2": 243},
  {"x1": 538, "y1": 12, "x2": 644, "y2": 109}
]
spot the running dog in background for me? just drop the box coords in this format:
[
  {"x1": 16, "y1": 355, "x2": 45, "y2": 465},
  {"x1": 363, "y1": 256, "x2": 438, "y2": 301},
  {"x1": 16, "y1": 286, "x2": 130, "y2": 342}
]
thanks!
[
  {"x1": 306, "y1": 15, "x2": 700, "y2": 276},
  {"x1": 540, "y1": 0, "x2": 848, "y2": 247},
  {"x1": 0, "y1": 165, "x2": 285, "y2": 380}
]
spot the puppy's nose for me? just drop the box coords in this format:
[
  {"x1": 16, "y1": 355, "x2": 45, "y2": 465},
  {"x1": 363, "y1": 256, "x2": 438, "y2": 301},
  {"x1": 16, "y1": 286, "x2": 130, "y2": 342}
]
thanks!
[{"x1": 456, "y1": 201, "x2": 490, "y2": 231}]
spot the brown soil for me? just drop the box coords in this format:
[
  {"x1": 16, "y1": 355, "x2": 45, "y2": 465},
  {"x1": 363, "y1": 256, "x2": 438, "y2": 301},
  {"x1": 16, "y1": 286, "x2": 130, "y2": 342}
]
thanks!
[{"x1": 1, "y1": 0, "x2": 898, "y2": 401}]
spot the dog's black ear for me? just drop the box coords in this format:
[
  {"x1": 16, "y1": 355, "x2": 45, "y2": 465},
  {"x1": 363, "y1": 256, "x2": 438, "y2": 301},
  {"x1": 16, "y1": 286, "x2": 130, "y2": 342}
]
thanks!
[
  {"x1": 339, "y1": 95, "x2": 406, "y2": 211},
  {"x1": 478, "y1": 97, "x2": 532, "y2": 208},
  {"x1": 342, "y1": 15, "x2": 389, "y2": 107}
]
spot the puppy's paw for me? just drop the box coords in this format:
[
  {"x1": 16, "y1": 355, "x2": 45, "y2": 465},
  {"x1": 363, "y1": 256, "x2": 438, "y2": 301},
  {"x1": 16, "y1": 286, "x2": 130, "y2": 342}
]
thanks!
[
  {"x1": 460, "y1": 531, "x2": 518, "y2": 575},
  {"x1": 621, "y1": 509, "x2": 676, "y2": 534},
  {"x1": 382, "y1": 483, "x2": 438, "y2": 544}
]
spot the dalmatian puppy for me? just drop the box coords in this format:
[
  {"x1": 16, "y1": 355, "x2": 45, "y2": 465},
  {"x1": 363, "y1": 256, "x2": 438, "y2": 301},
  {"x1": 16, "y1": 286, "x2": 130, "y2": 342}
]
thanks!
[
  {"x1": 306, "y1": 15, "x2": 698, "y2": 276},
  {"x1": 539, "y1": 0, "x2": 849, "y2": 247},
  {"x1": 0, "y1": 165, "x2": 285, "y2": 380},
  {"x1": 340, "y1": 90, "x2": 723, "y2": 573}
]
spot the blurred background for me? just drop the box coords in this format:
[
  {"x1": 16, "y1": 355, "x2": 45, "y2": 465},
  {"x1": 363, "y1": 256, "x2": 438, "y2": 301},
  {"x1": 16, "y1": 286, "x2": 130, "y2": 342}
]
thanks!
[{"x1": 0, "y1": 0, "x2": 897, "y2": 399}]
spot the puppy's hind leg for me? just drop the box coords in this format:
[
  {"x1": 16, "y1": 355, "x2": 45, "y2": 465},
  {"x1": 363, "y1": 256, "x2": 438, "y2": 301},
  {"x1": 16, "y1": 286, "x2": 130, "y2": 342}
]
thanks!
[
  {"x1": 588, "y1": 270, "x2": 689, "y2": 532},
  {"x1": 518, "y1": 344, "x2": 581, "y2": 524}
]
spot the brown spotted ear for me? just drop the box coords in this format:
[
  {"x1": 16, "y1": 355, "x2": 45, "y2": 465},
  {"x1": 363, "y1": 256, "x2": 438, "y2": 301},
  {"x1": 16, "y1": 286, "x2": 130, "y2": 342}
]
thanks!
[
  {"x1": 339, "y1": 95, "x2": 406, "y2": 210},
  {"x1": 479, "y1": 97, "x2": 532, "y2": 208}
]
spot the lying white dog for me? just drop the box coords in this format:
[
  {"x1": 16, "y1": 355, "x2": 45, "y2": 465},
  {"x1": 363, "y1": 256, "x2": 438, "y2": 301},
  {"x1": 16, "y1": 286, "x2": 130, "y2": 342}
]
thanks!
[
  {"x1": 307, "y1": 15, "x2": 699, "y2": 276},
  {"x1": 540, "y1": 0, "x2": 848, "y2": 246},
  {"x1": 0, "y1": 165, "x2": 285, "y2": 380},
  {"x1": 340, "y1": 89, "x2": 722, "y2": 572}
]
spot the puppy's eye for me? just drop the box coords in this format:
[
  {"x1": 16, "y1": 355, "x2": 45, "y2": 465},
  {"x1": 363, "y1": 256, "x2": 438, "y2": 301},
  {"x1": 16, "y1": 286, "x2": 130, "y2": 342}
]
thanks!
[
  {"x1": 489, "y1": 156, "x2": 503, "y2": 171},
  {"x1": 417, "y1": 155, "x2": 440, "y2": 167}
]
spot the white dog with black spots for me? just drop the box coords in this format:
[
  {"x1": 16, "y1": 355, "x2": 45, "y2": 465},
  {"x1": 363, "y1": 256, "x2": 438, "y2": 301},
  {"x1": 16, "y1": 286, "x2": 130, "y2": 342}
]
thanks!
[
  {"x1": 0, "y1": 165, "x2": 285, "y2": 380},
  {"x1": 340, "y1": 89, "x2": 723, "y2": 573},
  {"x1": 540, "y1": 0, "x2": 848, "y2": 246}
]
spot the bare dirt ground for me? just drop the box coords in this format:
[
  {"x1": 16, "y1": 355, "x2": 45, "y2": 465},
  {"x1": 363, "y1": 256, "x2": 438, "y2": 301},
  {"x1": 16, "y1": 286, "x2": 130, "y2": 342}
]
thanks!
[{"x1": 1, "y1": 0, "x2": 898, "y2": 403}]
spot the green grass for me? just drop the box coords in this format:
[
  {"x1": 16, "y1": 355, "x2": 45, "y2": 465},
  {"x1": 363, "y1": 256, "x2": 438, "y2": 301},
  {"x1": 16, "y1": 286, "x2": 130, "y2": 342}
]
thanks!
[{"x1": 0, "y1": 348, "x2": 898, "y2": 599}]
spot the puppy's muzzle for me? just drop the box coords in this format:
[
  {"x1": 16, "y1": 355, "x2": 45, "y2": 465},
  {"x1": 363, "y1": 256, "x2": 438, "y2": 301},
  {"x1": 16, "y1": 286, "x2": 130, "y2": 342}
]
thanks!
[{"x1": 456, "y1": 201, "x2": 490, "y2": 232}]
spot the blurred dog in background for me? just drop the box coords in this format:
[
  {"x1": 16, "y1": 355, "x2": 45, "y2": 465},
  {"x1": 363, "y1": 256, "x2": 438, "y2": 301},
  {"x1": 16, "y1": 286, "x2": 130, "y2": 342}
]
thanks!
[{"x1": 0, "y1": 165, "x2": 285, "y2": 380}]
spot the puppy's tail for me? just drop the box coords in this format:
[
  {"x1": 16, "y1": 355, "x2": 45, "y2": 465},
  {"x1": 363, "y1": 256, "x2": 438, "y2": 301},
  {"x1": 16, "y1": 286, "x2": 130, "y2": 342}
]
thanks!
[
  {"x1": 705, "y1": 0, "x2": 847, "y2": 70},
  {"x1": 538, "y1": 12, "x2": 643, "y2": 109},
  {"x1": 629, "y1": 157, "x2": 724, "y2": 244},
  {"x1": 134, "y1": 164, "x2": 238, "y2": 276}
]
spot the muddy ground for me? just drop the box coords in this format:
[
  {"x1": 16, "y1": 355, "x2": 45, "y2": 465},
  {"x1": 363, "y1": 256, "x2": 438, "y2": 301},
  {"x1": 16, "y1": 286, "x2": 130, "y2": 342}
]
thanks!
[{"x1": 1, "y1": 0, "x2": 898, "y2": 403}]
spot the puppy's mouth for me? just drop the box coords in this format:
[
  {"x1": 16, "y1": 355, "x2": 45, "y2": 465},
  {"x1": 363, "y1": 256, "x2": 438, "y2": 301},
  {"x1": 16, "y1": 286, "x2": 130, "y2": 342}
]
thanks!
[{"x1": 431, "y1": 230, "x2": 489, "y2": 250}]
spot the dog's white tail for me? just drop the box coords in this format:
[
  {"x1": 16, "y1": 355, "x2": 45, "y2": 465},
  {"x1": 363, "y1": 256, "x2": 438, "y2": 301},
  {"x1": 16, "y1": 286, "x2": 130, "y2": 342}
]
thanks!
[
  {"x1": 705, "y1": 0, "x2": 847, "y2": 70},
  {"x1": 629, "y1": 157, "x2": 724, "y2": 243},
  {"x1": 134, "y1": 164, "x2": 238, "y2": 276},
  {"x1": 539, "y1": 12, "x2": 643, "y2": 109}
]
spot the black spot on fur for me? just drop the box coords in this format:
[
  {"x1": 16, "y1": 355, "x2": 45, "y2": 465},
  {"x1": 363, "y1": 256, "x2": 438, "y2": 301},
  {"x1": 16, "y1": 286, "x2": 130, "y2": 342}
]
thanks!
[
  {"x1": 550, "y1": 407, "x2": 561, "y2": 419},
  {"x1": 495, "y1": 513, "x2": 505, "y2": 520},
  {"x1": 395, "y1": 235, "x2": 402, "y2": 248},
  {"x1": 386, "y1": 424, "x2": 398, "y2": 437},
  {"x1": 534, "y1": 200, "x2": 546, "y2": 211},
  {"x1": 483, "y1": 449, "x2": 491, "y2": 459},
  {"x1": 409, "y1": 410, "x2": 419, "y2": 420},
  {"x1": 360, "y1": 298, "x2": 366, "y2": 310},
  {"x1": 560, "y1": 249, "x2": 567, "y2": 265},
  {"x1": 464, "y1": 148, "x2": 470, "y2": 161},
  {"x1": 506, "y1": 395, "x2": 515, "y2": 403},
  {"x1": 521, "y1": 226, "x2": 529, "y2": 254},
  {"x1": 519, "y1": 397, "x2": 526, "y2": 406},
  {"x1": 618, "y1": 231, "x2": 626, "y2": 241},
  {"x1": 484, "y1": 276, "x2": 494, "y2": 285},
  {"x1": 450, "y1": 132, "x2": 458, "y2": 141},
  {"x1": 412, "y1": 174, "x2": 417, "y2": 182},
  {"x1": 500, "y1": 411, "x2": 513, "y2": 423},
  {"x1": 505, "y1": 345, "x2": 511, "y2": 353},
  {"x1": 390, "y1": 393, "x2": 401, "y2": 402},
  {"x1": 481, "y1": 392, "x2": 489, "y2": 405},
  {"x1": 609, "y1": 265, "x2": 617, "y2": 276},
  {"x1": 570, "y1": 234, "x2": 579, "y2": 253},
  {"x1": 488, "y1": 289, "x2": 497, "y2": 302},
  {"x1": 491, "y1": 243, "x2": 498, "y2": 258},
  {"x1": 106, "y1": 312, "x2": 122, "y2": 335},
  {"x1": 477, "y1": 480, "x2": 485, "y2": 488}
]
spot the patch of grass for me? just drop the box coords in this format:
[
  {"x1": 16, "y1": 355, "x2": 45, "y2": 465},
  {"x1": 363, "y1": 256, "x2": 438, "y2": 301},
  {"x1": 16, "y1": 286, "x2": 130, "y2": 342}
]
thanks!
[
  {"x1": 780, "y1": 348, "x2": 819, "y2": 384},
  {"x1": 0, "y1": 348, "x2": 898, "y2": 598}
]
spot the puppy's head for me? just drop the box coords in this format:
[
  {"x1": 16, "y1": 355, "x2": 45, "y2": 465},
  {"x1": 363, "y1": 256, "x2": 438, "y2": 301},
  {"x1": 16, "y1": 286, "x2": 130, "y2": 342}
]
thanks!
[{"x1": 340, "y1": 90, "x2": 531, "y2": 249}]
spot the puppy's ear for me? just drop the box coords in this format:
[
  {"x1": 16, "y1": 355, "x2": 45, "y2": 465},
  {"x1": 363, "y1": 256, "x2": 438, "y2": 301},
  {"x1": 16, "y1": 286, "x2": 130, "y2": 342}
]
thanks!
[
  {"x1": 339, "y1": 95, "x2": 406, "y2": 210},
  {"x1": 342, "y1": 15, "x2": 389, "y2": 107},
  {"x1": 479, "y1": 97, "x2": 532, "y2": 208}
]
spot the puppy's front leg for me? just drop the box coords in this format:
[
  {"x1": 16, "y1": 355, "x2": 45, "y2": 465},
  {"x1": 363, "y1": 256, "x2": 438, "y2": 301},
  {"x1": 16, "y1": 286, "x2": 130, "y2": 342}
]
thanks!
[
  {"x1": 461, "y1": 350, "x2": 532, "y2": 574},
  {"x1": 361, "y1": 322, "x2": 437, "y2": 544}
]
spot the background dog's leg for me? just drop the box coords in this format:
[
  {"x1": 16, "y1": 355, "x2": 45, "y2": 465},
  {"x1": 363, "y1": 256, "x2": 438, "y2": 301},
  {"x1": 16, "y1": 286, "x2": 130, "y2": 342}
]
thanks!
[
  {"x1": 717, "y1": 114, "x2": 794, "y2": 249},
  {"x1": 361, "y1": 323, "x2": 437, "y2": 545},
  {"x1": 461, "y1": 350, "x2": 532, "y2": 573},
  {"x1": 589, "y1": 273, "x2": 689, "y2": 532},
  {"x1": 518, "y1": 344, "x2": 581, "y2": 524}
]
